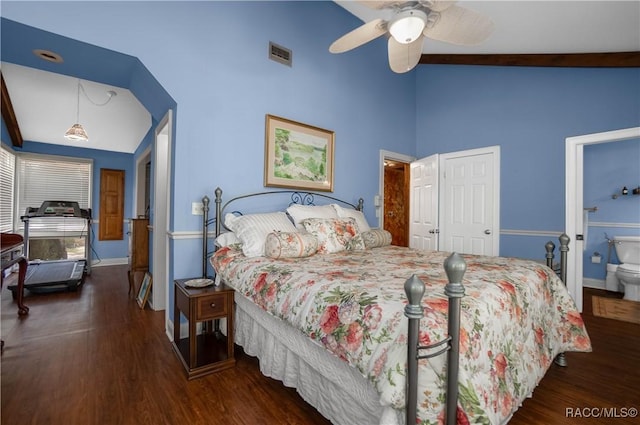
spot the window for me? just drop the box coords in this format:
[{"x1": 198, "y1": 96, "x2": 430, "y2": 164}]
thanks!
[
  {"x1": 16, "y1": 153, "x2": 92, "y2": 260},
  {"x1": 0, "y1": 145, "x2": 16, "y2": 233}
]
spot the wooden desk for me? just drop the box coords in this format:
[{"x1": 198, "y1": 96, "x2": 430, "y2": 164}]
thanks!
[
  {"x1": 172, "y1": 279, "x2": 235, "y2": 379},
  {"x1": 1, "y1": 233, "x2": 29, "y2": 316}
]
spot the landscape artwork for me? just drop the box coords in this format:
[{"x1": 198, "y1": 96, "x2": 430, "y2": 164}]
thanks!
[{"x1": 264, "y1": 114, "x2": 334, "y2": 192}]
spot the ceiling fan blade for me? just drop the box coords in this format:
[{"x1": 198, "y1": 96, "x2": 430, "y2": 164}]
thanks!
[
  {"x1": 330, "y1": 18, "x2": 388, "y2": 53},
  {"x1": 358, "y1": 1, "x2": 406, "y2": 10},
  {"x1": 388, "y1": 35, "x2": 424, "y2": 73},
  {"x1": 423, "y1": 5, "x2": 494, "y2": 45},
  {"x1": 423, "y1": 0, "x2": 457, "y2": 12}
]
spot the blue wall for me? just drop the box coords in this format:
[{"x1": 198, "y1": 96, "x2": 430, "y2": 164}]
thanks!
[
  {"x1": 3, "y1": 2, "x2": 639, "y2": 310},
  {"x1": 415, "y1": 65, "x2": 640, "y2": 260},
  {"x1": 1, "y1": 1, "x2": 416, "y2": 316},
  {"x1": 583, "y1": 138, "x2": 640, "y2": 280},
  {"x1": 2, "y1": 140, "x2": 136, "y2": 263}
]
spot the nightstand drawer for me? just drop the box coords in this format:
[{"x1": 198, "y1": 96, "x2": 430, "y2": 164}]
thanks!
[{"x1": 195, "y1": 293, "x2": 228, "y2": 320}]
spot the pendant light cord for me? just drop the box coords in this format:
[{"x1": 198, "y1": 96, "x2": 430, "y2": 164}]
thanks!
[
  {"x1": 75, "y1": 80, "x2": 81, "y2": 122},
  {"x1": 78, "y1": 81, "x2": 116, "y2": 107}
]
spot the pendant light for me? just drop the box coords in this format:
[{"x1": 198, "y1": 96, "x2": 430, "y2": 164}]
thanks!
[{"x1": 64, "y1": 79, "x2": 89, "y2": 142}]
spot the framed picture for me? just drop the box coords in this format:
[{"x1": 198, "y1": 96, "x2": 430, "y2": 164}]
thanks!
[
  {"x1": 264, "y1": 114, "x2": 335, "y2": 192},
  {"x1": 136, "y1": 272, "x2": 152, "y2": 309}
]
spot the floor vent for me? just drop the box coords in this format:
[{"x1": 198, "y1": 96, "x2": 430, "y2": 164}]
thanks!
[{"x1": 269, "y1": 42, "x2": 292, "y2": 67}]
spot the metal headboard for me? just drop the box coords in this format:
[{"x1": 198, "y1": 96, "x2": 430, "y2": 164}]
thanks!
[{"x1": 201, "y1": 187, "x2": 364, "y2": 277}]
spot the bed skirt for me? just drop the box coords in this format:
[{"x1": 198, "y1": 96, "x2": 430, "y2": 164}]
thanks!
[{"x1": 234, "y1": 293, "x2": 403, "y2": 425}]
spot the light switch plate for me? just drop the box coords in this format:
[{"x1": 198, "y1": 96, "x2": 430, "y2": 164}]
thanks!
[{"x1": 192, "y1": 202, "x2": 204, "y2": 215}]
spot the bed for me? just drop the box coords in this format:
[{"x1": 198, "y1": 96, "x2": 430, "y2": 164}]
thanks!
[{"x1": 201, "y1": 188, "x2": 591, "y2": 425}]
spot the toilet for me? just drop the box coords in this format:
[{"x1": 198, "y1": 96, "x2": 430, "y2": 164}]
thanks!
[{"x1": 613, "y1": 236, "x2": 640, "y2": 302}]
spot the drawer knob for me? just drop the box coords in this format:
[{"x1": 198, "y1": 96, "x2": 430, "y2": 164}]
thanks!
[{"x1": 210, "y1": 303, "x2": 216, "y2": 308}]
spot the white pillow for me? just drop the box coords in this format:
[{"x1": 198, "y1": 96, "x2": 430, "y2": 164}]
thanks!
[
  {"x1": 224, "y1": 212, "x2": 297, "y2": 257},
  {"x1": 286, "y1": 204, "x2": 339, "y2": 230},
  {"x1": 215, "y1": 231, "x2": 240, "y2": 248},
  {"x1": 332, "y1": 204, "x2": 371, "y2": 232}
]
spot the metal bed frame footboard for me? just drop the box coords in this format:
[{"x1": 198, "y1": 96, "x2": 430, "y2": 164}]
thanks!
[
  {"x1": 202, "y1": 187, "x2": 571, "y2": 425},
  {"x1": 404, "y1": 233, "x2": 570, "y2": 425}
]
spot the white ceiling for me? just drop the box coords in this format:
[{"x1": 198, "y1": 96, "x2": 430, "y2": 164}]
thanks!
[
  {"x1": 334, "y1": 0, "x2": 640, "y2": 54},
  {"x1": 2, "y1": 1, "x2": 638, "y2": 154},
  {"x1": 2, "y1": 62, "x2": 151, "y2": 154}
]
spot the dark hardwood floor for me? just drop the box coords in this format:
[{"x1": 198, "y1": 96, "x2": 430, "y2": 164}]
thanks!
[{"x1": 2, "y1": 265, "x2": 638, "y2": 424}]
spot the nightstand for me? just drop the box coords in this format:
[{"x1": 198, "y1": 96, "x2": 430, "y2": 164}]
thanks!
[{"x1": 172, "y1": 278, "x2": 235, "y2": 379}]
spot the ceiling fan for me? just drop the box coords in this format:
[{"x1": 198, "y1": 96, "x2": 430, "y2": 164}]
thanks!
[{"x1": 330, "y1": 1, "x2": 494, "y2": 73}]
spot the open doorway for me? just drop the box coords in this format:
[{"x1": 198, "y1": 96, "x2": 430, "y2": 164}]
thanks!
[
  {"x1": 565, "y1": 126, "x2": 640, "y2": 312},
  {"x1": 135, "y1": 147, "x2": 151, "y2": 218},
  {"x1": 379, "y1": 150, "x2": 415, "y2": 247},
  {"x1": 383, "y1": 160, "x2": 410, "y2": 246}
]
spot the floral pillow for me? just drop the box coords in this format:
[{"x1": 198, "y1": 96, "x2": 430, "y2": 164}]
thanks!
[
  {"x1": 332, "y1": 204, "x2": 371, "y2": 232},
  {"x1": 301, "y1": 217, "x2": 365, "y2": 254},
  {"x1": 361, "y1": 229, "x2": 392, "y2": 249},
  {"x1": 264, "y1": 231, "x2": 318, "y2": 259}
]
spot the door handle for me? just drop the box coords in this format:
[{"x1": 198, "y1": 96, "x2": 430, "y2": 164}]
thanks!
[
  {"x1": 428, "y1": 229, "x2": 440, "y2": 234},
  {"x1": 484, "y1": 229, "x2": 492, "y2": 235}
]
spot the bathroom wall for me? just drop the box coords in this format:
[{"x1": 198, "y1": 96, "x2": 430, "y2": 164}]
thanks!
[{"x1": 583, "y1": 137, "x2": 640, "y2": 287}]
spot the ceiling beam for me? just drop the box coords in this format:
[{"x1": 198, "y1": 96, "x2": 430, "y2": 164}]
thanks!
[
  {"x1": 419, "y1": 52, "x2": 640, "y2": 67},
  {"x1": 1, "y1": 72, "x2": 24, "y2": 148}
]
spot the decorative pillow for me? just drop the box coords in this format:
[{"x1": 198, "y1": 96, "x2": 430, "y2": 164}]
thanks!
[
  {"x1": 361, "y1": 229, "x2": 392, "y2": 249},
  {"x1": 286, "y1": 204, "x2": 339, "y2": 230},
  {"x1": 264, "y1": 231, "x2": 318, "y2": 259},
  {"x1": 224, "y1": 212, "x2": 297, "y2": 257},
  {"x1": 215, "y1": 231, "x2": 240, "y2": 248},
  {"x1": 301, "y1": 217, "x2": 365, "y2": 254},
  {"x1": 332, "y1": 204, "x2": 371, "y2": 232}
]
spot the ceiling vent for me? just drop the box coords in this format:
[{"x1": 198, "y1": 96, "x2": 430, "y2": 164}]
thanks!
[{"x1": 269, "y1": 42, "x2": 292, "y2": 67}]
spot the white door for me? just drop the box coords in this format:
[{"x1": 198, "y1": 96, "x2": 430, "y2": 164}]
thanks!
[
  {"x1": 441, "y1": 150, "x2": 497, "y2": 255},
  {"x1": 409, "y1": 154, "x2": 439, "y2": 250}
]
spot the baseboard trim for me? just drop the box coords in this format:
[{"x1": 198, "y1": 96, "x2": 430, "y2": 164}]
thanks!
[
  {"x1": 583, "y1": 278, "x2": 606, "y2": 290},
  {"x1": 92, "y1": 258, "x2": 128, "y2": 267}
]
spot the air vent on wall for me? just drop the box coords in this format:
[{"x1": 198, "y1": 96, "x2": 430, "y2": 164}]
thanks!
[{"x1": 269, "y1": 42, "x2": 292, "y2": 67}]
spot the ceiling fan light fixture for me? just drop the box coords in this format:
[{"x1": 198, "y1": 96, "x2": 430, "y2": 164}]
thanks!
[
  {"x1": 389, "y1": 9, "x2": 427, "y2": 44},
  {"x1": 64, "y1": 124, "x2": 89, "y2": 141}
]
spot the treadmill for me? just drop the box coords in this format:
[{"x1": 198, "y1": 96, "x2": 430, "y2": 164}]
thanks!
[{"x1": 9, "y1": 201, "x2": 92, "y2": 297}]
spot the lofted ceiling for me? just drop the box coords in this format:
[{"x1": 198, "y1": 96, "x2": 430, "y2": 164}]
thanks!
[
  {"x1": 2, "y1": 62, "x2": 151, "y2": 154},
  {"x1": 334, "y1": 1, "x2": 640, "y2": 66},
  {"x1": 0, "y1": 16, "x2": 163, "y2": 155},
  {"x1": 1, "y1": 2, "x2": 639, "y2": 154}
]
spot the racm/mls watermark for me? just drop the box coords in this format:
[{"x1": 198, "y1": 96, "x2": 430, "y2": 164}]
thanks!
[{"x1": 566, "y1": 407, "x2": 638, "y2": 419}]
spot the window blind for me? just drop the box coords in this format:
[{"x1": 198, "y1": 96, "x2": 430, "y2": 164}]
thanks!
[
  {"x1": 17, "y1": 153, "x2": 92, "y2": 235},
  {"x1": 0, "y1": 146, "x2": 16, "y2": 233}
]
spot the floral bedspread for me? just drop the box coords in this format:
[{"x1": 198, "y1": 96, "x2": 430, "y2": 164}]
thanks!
[{"x1": 211, "y1": 245, "x2": 591, "y2": 425}]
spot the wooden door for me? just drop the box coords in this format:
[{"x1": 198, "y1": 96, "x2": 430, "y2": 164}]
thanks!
[{"x1": 99, "y1": 168, "x2": 125, "y2": 240}]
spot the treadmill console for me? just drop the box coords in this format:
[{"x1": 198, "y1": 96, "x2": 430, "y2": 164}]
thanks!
[
  {"x1": 24, "y1": 201, "x2": 91, "y2": 219},
  {"x1": 39, "y1": 200, "x2": 81, "y2": 216}
]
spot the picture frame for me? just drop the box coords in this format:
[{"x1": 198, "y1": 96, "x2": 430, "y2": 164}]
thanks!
[
  {"x1": 136, "y1": 272, "x2": 152, "y2": 309},
  {"x1": 264, "y1": 114, "x2": 335, "y2": 192}
]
